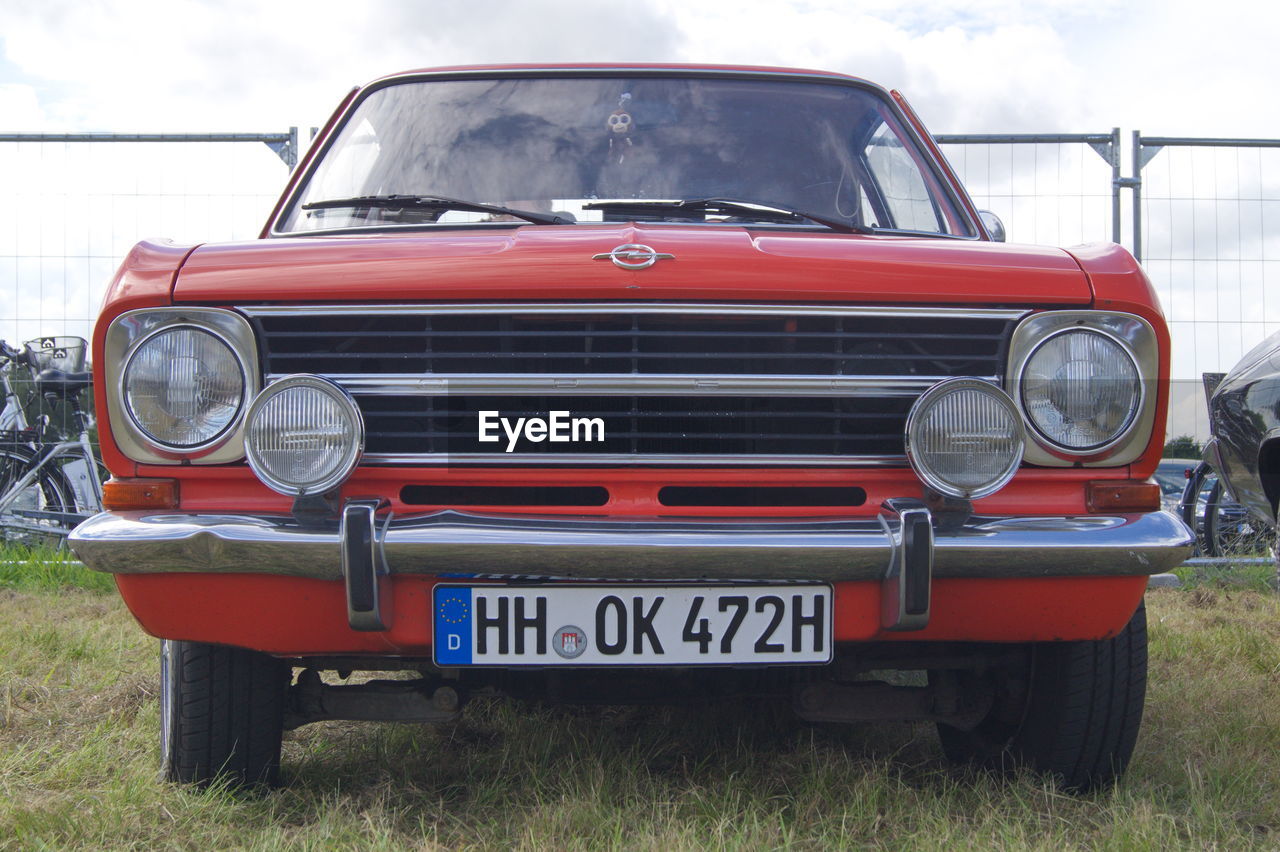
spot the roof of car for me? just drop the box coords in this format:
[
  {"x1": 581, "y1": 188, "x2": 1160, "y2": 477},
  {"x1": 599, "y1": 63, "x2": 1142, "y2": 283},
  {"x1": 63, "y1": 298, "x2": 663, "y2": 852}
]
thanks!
[{"x1": 366, "y1": 63, "x2": 880, "y2": 91}]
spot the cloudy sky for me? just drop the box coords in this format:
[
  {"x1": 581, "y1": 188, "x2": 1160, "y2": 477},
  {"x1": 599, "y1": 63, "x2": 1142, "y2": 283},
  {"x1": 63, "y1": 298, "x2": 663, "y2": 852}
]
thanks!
[{"x1": 2, "y1": 0, "x2": 1277, "y2": 137}]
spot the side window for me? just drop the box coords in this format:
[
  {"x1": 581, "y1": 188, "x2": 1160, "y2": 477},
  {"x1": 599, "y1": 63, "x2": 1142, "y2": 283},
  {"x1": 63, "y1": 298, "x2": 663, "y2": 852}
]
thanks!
[
  {"x1": 863, "y1": 123, "x2": 943, "y2": 232},
  {"x1": 312, "y1": 118, "x2": 382, "y2": 200}
]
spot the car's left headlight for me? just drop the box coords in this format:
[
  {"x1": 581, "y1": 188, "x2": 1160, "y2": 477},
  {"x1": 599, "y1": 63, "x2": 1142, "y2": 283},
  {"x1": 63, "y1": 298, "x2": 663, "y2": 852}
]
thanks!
[
  {"x1": 1007, "y1": 311, "x2": 1159, "y2": 466},
  {"x1": 105, "y1": 308, "x2": 260, "y2": 463}
]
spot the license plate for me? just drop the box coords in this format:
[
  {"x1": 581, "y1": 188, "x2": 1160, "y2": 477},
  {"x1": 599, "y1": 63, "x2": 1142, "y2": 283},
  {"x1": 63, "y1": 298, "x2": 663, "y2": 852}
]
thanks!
[{"x1": 432, "y1": 584, "x2": 832, "y2": 666}]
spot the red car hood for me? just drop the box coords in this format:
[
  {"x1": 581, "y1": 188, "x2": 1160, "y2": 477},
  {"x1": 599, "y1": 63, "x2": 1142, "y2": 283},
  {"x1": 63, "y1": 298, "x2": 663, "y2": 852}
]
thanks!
[{"x1": 172, "y1": 225, "x2": 1091, "y2": 305}]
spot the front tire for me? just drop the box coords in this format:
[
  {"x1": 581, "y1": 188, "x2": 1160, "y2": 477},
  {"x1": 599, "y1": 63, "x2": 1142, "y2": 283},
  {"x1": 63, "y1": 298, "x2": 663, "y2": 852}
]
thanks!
[
  {"x1": 937, "y1": 600, "x2": 1147, "y2": 792},
  {"x1": 160, "y1": 639, "x2": 291, "y2": 787}
]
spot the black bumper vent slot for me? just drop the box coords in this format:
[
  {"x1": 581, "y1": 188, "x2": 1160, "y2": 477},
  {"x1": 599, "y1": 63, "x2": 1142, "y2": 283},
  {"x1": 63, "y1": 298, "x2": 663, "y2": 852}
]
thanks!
[
  {"x1": 400, "y1": 485, "x2": 609, "y2": 506},
  {"x1": 658, "y1": 486, "x2": 866, "y2": 507}
]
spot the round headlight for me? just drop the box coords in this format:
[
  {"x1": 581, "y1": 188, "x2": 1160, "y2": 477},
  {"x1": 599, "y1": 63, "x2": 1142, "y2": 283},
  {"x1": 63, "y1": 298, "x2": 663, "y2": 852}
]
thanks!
[
  {"x1": 123, "y1": 326, "x2": 245, "y2": 449},
  {"x1": 1020, "y1": 329, "x2": 1141, "y2": 452},
  {"x1": 244, "y1": 375, "x2": 364, "y2": 496},
  {"x1": 906, "y1": 378, "x2": 1024, "y2": 499}
]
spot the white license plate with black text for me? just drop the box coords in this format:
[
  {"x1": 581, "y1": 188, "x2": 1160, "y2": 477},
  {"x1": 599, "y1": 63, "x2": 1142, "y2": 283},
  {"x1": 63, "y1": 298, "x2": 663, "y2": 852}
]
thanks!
[{"x1": 432, "y1": 584, "x2": 832, "y2": 666}]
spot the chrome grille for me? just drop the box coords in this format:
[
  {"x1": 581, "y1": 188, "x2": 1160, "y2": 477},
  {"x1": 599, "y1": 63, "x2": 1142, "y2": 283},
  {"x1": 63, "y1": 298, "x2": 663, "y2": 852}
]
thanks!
[{"x1": 241, "y1": 304, "x2": 1024, "y2": 465}]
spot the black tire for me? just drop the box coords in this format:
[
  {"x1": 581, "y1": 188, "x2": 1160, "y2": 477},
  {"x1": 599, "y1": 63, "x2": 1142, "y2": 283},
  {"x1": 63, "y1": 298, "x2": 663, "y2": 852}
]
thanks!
[
  {"x1": 160, "y1": 639, "x2": 291, "y2": 788},
  {"x1": 936, "y1": 600, "x2": 1147, "y2": 792},
  {"x1": 0, "y1": 445, "x2": 76, "y2": 545}
]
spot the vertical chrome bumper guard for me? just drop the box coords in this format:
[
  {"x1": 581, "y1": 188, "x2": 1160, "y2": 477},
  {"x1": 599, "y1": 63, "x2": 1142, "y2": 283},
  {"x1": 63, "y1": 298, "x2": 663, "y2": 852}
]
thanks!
[
  {"x1": 341, "y1": 499, "x2": 390, "y2": 630},
  {"x1": 879, "y1": 498, "x2": 934, "y2": 631}
]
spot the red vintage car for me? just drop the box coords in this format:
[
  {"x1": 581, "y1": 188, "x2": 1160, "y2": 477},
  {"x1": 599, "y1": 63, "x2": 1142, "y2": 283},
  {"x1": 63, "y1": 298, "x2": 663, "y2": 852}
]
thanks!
[{"x1": 70, "y1": 65, "x2": 1192, "y2": 790}]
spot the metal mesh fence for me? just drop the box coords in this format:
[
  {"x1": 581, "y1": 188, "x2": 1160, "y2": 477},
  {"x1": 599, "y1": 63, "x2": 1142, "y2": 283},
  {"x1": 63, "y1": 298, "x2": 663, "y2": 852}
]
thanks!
[
  {"x1": 936, "y1": 134, "x2": 1118, "y2": 247},
  {"x1": 0, "y1": 136, "x2": 292, "y2": 347},
  {"x1": 1137, "y1": 138, "x2": 1280, "y2": 442}
]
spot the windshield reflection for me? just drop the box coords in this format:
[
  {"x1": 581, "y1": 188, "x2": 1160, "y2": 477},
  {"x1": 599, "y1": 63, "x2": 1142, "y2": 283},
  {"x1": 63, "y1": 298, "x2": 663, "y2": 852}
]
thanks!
[{"x1": 280, "y1": 75, "x2": 972, "y2": 236}]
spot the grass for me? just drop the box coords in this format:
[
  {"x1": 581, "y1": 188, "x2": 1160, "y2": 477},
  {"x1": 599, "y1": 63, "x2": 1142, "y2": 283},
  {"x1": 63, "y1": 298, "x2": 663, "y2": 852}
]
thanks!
[
  {"x1": 2, "y1": 560, "x2": 1279, "y2": 849},
  {"x1": 0, "y1": 541, "x2": 115, "y2": 594},
  {"x1": 1173, "y1": 558, "x2": 1278, "y2": 592}
]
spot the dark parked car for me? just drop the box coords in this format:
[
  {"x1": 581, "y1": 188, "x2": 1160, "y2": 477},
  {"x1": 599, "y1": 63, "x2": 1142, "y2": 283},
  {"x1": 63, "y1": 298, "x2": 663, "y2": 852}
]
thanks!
[{"x1": 1204, "y1": 332, "x2": 1280, "y2": 557}]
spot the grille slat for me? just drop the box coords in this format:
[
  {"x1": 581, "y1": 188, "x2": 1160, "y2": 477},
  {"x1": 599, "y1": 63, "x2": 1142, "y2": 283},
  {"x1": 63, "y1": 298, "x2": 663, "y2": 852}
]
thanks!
[
  {"x1": 274, "y1": 350, "x2": 992, "y2": 361},
  {"x1": 244, "y1": 305, "x2": 1020, "y2": 464},
  {"x1": 263, "y1": 329, "x2": 1006, "y2": 340}
]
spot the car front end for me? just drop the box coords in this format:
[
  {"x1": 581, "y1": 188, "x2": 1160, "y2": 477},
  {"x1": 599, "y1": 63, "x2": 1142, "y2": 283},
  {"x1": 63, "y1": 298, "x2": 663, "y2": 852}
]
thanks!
[{"x1": 70, "y1": 65, "x2": 1192, "y2": 790}]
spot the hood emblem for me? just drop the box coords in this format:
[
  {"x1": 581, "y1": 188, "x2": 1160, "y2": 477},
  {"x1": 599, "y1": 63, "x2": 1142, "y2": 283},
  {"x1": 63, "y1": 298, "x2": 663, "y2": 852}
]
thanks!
[{"x1": 592, "y1": 243, "x2": 675, "y2": 270}]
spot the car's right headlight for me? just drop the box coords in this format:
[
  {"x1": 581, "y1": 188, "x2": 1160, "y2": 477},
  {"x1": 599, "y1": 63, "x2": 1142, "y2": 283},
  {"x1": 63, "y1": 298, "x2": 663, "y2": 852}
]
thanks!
[
  {"x1": 105, "y1": 308, "x2": 259, "y2": 464},
  {"x1": 1007, "y1": 311, "x2": 1159, "y2": 466}
]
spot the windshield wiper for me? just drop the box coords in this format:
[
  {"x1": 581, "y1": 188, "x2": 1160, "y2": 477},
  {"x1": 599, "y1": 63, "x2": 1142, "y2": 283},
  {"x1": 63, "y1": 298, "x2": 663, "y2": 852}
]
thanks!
[
  {"x1": 582, "y1": 198, "x2": 873, "y2": 234},
  {"x1": 300, "y1": 194, "x2": 569, "y2": 226}
]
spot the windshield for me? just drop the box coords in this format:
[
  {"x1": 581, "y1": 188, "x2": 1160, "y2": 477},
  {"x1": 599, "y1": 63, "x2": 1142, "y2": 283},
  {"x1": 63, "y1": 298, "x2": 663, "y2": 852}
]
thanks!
[{"x1": 278, "y1": 74, "x2": 975, "y2": 236}]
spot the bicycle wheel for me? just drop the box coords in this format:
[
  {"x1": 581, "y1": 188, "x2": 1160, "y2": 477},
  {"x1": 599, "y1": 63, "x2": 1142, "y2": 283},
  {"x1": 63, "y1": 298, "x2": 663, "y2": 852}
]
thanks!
[
  {"x1": 0, "y1": 446, "x2": 76, "y2": 546},
  {"x1": 1204, "y1": 476, "x2": 1276, "y2": 559}
]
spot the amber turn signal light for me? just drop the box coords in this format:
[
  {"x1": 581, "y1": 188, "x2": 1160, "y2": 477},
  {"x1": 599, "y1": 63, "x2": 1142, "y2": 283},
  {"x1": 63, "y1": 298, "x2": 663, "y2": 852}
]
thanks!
[
  {"x1": 1086, "y1": 480, "x2": 1161, "y2": 513},
  {"x1": 102, "y1": 478, "x2": 179, "y2": 511}
]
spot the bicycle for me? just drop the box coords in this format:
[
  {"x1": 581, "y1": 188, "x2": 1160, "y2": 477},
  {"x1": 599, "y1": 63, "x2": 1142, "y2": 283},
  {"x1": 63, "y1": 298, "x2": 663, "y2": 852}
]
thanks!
[
  {"x1": 0, "y1": 337, "x2": 104, "y2": 544},
  {"x1": 1178, "y1": 460, "x2": 1276, "y2": 559}
]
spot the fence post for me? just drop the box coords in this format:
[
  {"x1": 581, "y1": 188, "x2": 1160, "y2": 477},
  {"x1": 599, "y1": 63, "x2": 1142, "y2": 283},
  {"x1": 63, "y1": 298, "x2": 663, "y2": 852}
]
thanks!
[
  {"x1": 1109, "y1": 127, "x2": 1122, "y2": 245},
  {"x1": 1131, "y1": 131, "x2": 1143, "y2": 262}
]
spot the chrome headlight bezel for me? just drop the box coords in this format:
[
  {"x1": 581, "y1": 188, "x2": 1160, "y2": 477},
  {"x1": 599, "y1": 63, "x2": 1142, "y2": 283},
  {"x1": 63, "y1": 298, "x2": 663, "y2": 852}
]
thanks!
[
  {"x1": 104, "y1": 308, "x2": 260, "y2": 464},
  {"x1": 243, "y1": 374, "x2": 365, "y2": 497},
  {"x1": 1006, "y1": 311, "x2": 1159, "y2": 466}
]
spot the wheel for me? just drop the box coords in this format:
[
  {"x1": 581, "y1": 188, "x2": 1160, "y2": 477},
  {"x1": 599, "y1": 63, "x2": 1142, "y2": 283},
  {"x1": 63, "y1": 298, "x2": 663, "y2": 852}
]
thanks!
[
  {"x1": 936, "y1": 600, "x2": 1147, "y2": 792},
  {"x1": 0, "y1": 445, "x2": 76, "y2": 545},
  {"x1": 160, "y1": 639, "x2": 291, "y2": 788}
]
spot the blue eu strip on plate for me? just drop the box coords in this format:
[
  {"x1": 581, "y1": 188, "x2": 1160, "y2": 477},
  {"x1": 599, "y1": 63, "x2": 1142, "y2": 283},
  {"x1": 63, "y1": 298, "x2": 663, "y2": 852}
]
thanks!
[{"x1": 433, "y1": 586, "x2": 473, "y2": 665}]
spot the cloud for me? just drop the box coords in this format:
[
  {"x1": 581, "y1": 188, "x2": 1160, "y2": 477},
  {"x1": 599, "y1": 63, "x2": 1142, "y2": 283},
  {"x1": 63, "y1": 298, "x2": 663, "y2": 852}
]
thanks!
[
  {"x1": 618, "y1": 2, "x2": 1093, "y2": 132},
  {"x1": 3, "y1": 0, "x2": 1276, "y2": 136},
  {"x1": 0, "y1": 0, "x2": 684, "y2": 132},
  {"x1": 0, "y1": 83, "x2": 46, "y2": 126}
]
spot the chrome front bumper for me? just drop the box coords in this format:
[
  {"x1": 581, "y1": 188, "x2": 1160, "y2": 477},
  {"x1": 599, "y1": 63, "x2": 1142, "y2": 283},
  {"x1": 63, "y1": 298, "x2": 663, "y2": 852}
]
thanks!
[
  {"x1": 70, "y1": 503, "x2": 1192, "y2": 633},
  {"x1": 71, "y1": 503, "x2": 1193, "y2": 581}
]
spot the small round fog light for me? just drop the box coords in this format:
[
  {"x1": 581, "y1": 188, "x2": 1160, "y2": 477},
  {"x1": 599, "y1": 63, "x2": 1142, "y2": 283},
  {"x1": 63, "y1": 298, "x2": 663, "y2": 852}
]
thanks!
[
  {"x1": 905, "y1": 378, "x2": 1024, "y2": 499},
  {"x1": 244, "y1": 375, "x2": 364, "y2": 496}
]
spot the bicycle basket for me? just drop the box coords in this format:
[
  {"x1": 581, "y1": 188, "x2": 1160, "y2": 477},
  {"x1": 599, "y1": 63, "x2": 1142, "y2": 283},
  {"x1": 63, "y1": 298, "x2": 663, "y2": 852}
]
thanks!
[{"x1": 23, "y1": 337, "x2": 87, "y2": 372}]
